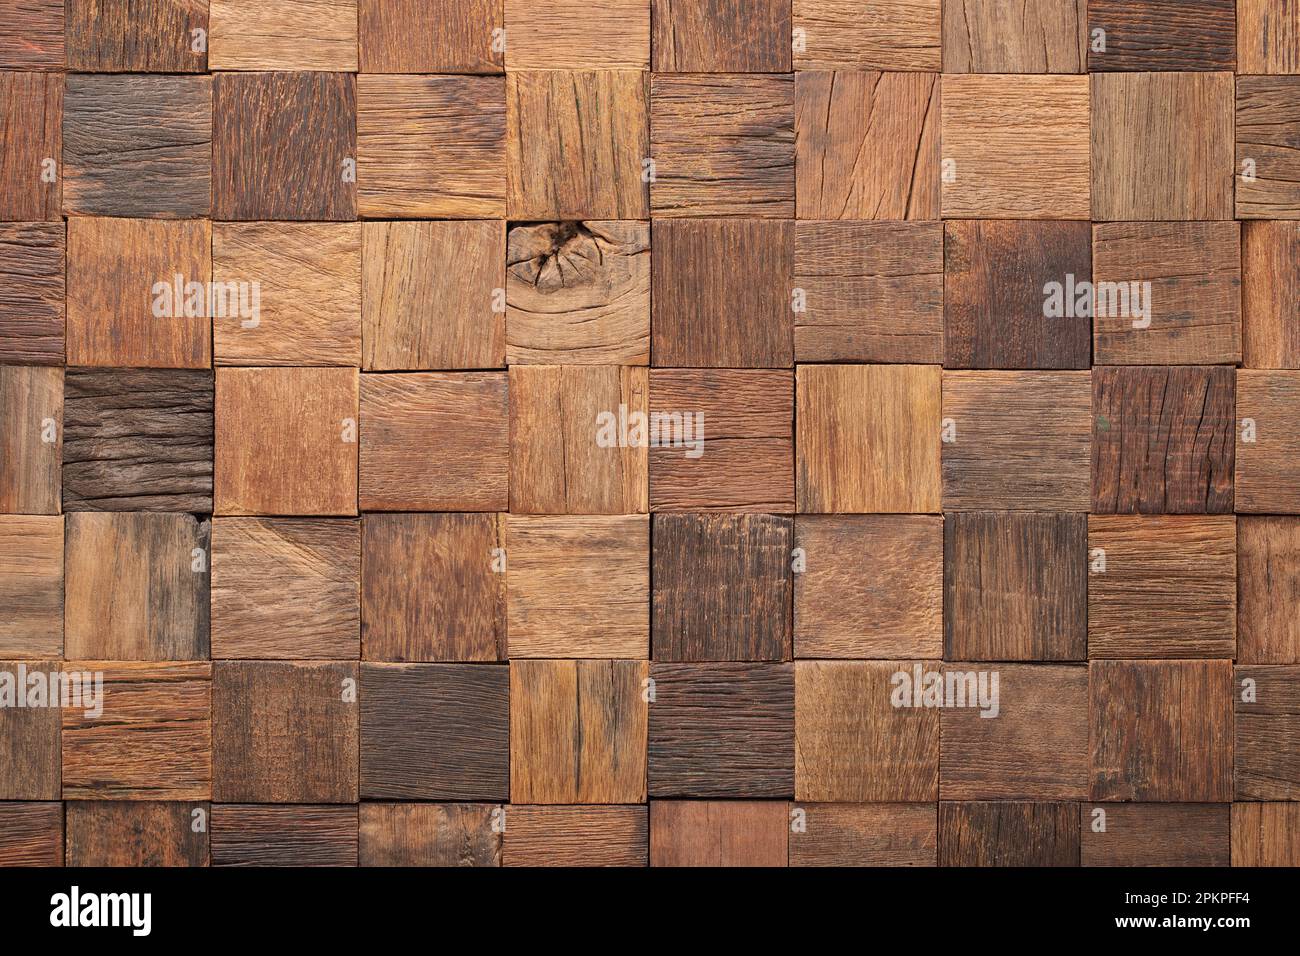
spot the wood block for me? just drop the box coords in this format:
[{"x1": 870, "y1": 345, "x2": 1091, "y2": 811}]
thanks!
[
  {"x1": 510, "y1": 659, "x2": 648, "y2": 804},
  {"x1": 215, "y1": 367, "x2": 358, "y2": 517},
  {"x1": 795, "y1": 661, "x2": 939, "y2": 802},
  {"x1": 944, "y1": 220, "x2": 1091, "y2": 369},
  {"x1": 62, "y1": 662, "x2": 211, "y2": 801},
  {"x1": 66, "y1": 802, "x2": 207, "y2": 867},
  {"x1": 1235, "y1": 665, "x2": 1300, "y2": 800},
  {"x1": 1239, "y1": 0, "x2": 1300, "y2": 74},
  {"x1": 941, "y1": 664, "x2": 1089, "y2": 799},
  {"x1": 362, "y1": 513, "x2": 505, "y2": 662},
  {"x1": 1092, "y1": 72, "x2": 1234, "y2": 221},
  {"x1": 360, "y1": 803, "x2": 500, "y2": 867},
  {"x1": 1238, "y1": 371, "x2": 1300, "y2": 513},
  {"x1": 1090, "y1": 660, "x2": 1233, "y2": 802},
  {"x1": 945, "y1": 513, "x2": 1087, "y2": 661},
  {"x1": 1093, "y1": 367, "x2": 1235, "y2": 515},
  {"x1": 66, "y1": 0, "x2": 207, "y2": 71},
  {"x1": 506, "y1": 0, "x2": 648, "y2": 69},
  {"x1": 213, "y1": 72, "x2": 356, "y2": 222},
  {"x1": 213, "y1": 662, "x2": 359, "y2": 803},
  {"x1": 1088, "y1": 0, "x2": 1235, "y2": 71},
  {"x1": 209, "y1": 0, "x2": 357, "y2": 71},
  {"x1": 942, "y1": 0, "x2": 1085, "y2": 72},
  {"x1": 506, "y1": 221, "x2": 649, "y2": 366},
  {"x1": 795, "y1": 516, "x2": 942, "y2": 659},
  {"x1": 1236, "y1": 77, "x2": 1300, "y2": 219},
  {"x1": 793, "y1": 221, "x2": 943, "y2": 364},
  {"x1": 0, "y1": 516, "x2": 62, "y2": 658},
  {"x1": 0, "y1": 803, "x2": 61, "y2": 866},
  {"x1": 1232, "y1": 803, "x2": 1300, "y2": 866},
  {"x1": 357, "y1": 75, "x2": 503, "y2": 219},
  {"x1": 940, "y1": 802, "x2": 1079, "y2": 866},
  {"x1": 363, "y1": 220, "x2": 504, "y2": 370},
  {"x1": 795, "y1": 71, "x2": 938, "y2": 220},
  {"x1": 797, "y1": 364, "x2": 941, "y2": 514},
  {"x1": 1093, "y1": 222, "x2": 1242, "y2": 365},
  {"x1": 212, "y1": 805, "x2": 357, "y2": 867},
  {"x1": 941, "y1": 371, "x2": 1092, "y2": 512},
  {"x1": 1081, "y1": 804, "x2": 1228, "y2": 867},
  {"x1": 503, "y1": 806, "x2": 647, "y2": 867},
  {"x1": 65, "y1": 512, "x2": 210, "y2": 660},
  {"x1": 63, "y1": 368, "x2": 213, "y2": 513},
  {"x1": 361, "y1": 372, "x2": 508, "y2": 512},
  {"x1": 0, "y1": 659, "x2": 60, "y2": 799},
  {"x1": 648, "y1": 369, "x2": 793, "y2": 512},
  {"x1": 650, "y1": 801, "x2": 788, "y2": 867},
  {"x1": 66, "y1": 217, "x2": 211, "y2": 368},
  {"x1": 360, "y1": 663, "x2": 509, "y2": 801},
  {"x1": 940, "y1": 75, "x2": 1089, "y2": 220},
  {"x1": 0, "y1": 222, "x2": 64, "y2": 364},
  {"x1": 508, "y1": 365, "x2": 646, "y2": 514},
  {"x1": 211, "y1": 518, "x2": 360, "y2": 660},
  {"x1": 0, "y1": 365, "x2": 61, "y2": 514},
  {"x1": 506, "y1": 515, "x2": 648, "y2": 658},
  {"x1": 1238, "y1": 517, "x2": 1300, "y2": 664},
  {"x1": 359, "y1": 0, "x2": 502, "y2": 73},
  {"x1": 794, "y1": 0, "x2": 941, "y2": 71},
  {"x1": 650, "y1": 75, "x2": 794, "y2": 218},
  {"x1": 652, "y1": 0, "x2": 788, "y2": 71},
  {"x1": 0, "y1": 72, "x2": 60, "y2": 220},
  {"x1": 63, "y1": 75, "x2": 209, "y2": 218},
  {"x1": 0, "y1": 0, "x2": 64, "y2": 70},
  {"x1": 652, "y1": 513, "x2": 792, "y2": 662},
  {"x1": 1243, "y1": 221, "x2": 1300, "y2": 369},
  {"x1": 1087, "y1": 516, "x2": 1236, "y2": 659},
  {"x1": 213, "y1": 222, "x2": 361, "y2": 367},
  {"x1": 648, "y1": 663, "x2": 794, "y2": 798},
  {"x1": 790, "y1": 804, "x2": 936, "y2": 866}
]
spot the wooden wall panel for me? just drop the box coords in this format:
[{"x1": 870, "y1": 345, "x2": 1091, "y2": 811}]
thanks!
[
  {"x1": 790, "y1": 804, "x2": 936, "y2": 867},
  {"x1": 1238, "y1": 517, "x2": 1300, "y2": 664},
  {"x1": 503, "y1": 805, "x2": 647, "y2": 867},
  {"x1": 66, "y1": 0, "x2": 207, "y2": 72},
  {"x1": 0, "y1": 516, "x2": 62, "y2": 658},
  {"x1": 0, "y1": 659, "x2": 60, "y2": 799},
  {"x1": 211, "y1": 805, "x2": 357, "y2": 867},
  {"x1": 0, "y1": 365, "x2": 61, "y2": 514},
  {"x1": 0, "y1": 802, "x2": 62, "y2": 866},
  {"x1": 1235, "y1": 665, "x2": 1300, "y2": 800},
  {"x1": 1088, "y1": 0, "x2": 1235, "y2": 71},
  {"x1": 359, "y1": 803, "x2": 500, "y2": 867},
  {"x1": 0, "y1": 222, "x2": 64, "y2": 364},
  {"x1": 506, "y1": 0, "x2": 648, "y2": 70},
  {"x1": 652, "y1": 0, "x2": 788, "y2": 72},
  {"x1": 1080, "y1": 804, "x2": 1229, "y2": 867},
  {"x1": 1232, "y1": 371, "x2": 1300, "y2": 513},
  {"x1": 0, "y1": 71, "x2": 60, "y2": 220},
  {"x1": 0, "y1": 0, "x2": 64, "y2": 70},
  {"x1": 1232, "y1": 803, "x2": 1300, "y2": 866},
  {"x1": 1239, "y1": 0, "x2": 1300, "y2": 74},
  {"x1": 942, "y1": 0, "x2": 1085, "y2": 72},
  {"x1": 1243, "y1": 221, "x2": 1300, "y2": 369},
  {"x1": 650, "y1": 801, "x2": 788, "y2": 867},
  {"x1": 360, "y1": 0, "x2": 500, "y2": 72},
  {"x1": 940, "y1": 802, "x2": 1079, "y2": 866},
  {"x1": 66, "y1": 802, "x2": 207, "y2": 867},
  {"x1": 209, "y1": 0, "x2": 358, "y2": 71},
  {"x1": 1236, "y1": 76, "x2": 1300, "y2": 219},
  {"x1": 794, "y1": 0, "x2": 941, "y2": 71}
]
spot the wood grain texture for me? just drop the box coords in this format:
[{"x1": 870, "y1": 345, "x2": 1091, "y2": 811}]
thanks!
[
  {"x1": 506, "y1": 221, "x2": 649, "y2": 366},
  {"x1": 790, "y1": 804, "x2": 936, "y2": 866},
  {"x1": 794, "y1": 0, "x2": 941, "y2": 71},
  {"x1": 1232, "y1": 802, "x2": 1300, "y2": 866},
  {"x1": 211, "y1": 518, "x2": 360, "y2": 660},
  {"x1": 797, "y1": 364, "x2": 941, "y2": 514},
  {"x1": 795, "y1": 71, "x2": 938, "y2": 220},
  {"x1": 1090, "y1": 660, "x2": 1233, "y2": 802},
  {"x1": 943, "y1": 0, "x2": 1085, "y2": 72},
  {"x1": 0, "y1": 659, "x2": 60, "y2": 800},
  {"x1": 1239, "y1": 0, "x2": 1300, "y2": 74},
  {"x1": 941, "y1": 371, "x2": 1092, "y2": 512},
  {"x1": 795, "y1": 661, "x2": 939, "y2": 802},
  {"x1": 652, "y1": 513, "x2": 792, "y2": 662},
  {"x1": 66, "y1": 0, "x2": 207, "y2": 71},
  {"x1": 363, "y1": 220, "x2": 504, "y2": 370},
  {"x1": 1092, "y1": 366, "x2": 1235, "y2": 514},
  {"x1": 940, "y1": 802, "x2": 1079, "y2": 866},
  {"x1": 0, "y1": 222, "x2": 63, "y2": 364},
  {"x1": 66, "y1": 802, "x2": 207, "y2": 867},
  {"x1": 213, "y1": 72, "x2": 356, "y2": 222},
  {"x1": 510, "y1": 659, "x2": 648, "y2": 804},
  {"x1": 360, "y1": 663, "x2": 510, "y2": 801},
  {"x1": 1080, "y1": 804, "x2": 1228, "y2": 867},
  {"x1": 1088, "y1": 0, "x2": 1235, "y2": 71},
  {"x1": 361, "y1": 372, "x2": 508, "y2": 512},
  {"x1": 945, "y1": 513, "x2": 1087, "y2": 661},
  {"x1": 211, "y1": 805, "x2": 357, "y2": 867},
  {"x1": 1091, "y1": 72, "x2": 1234, "y2": 221},
  {"x1": 61, "y1": 662, "x2": 211, "y2": 801},
  {"x1": 362, "y1": 513, "x2": 505, "y2": 662},
  {"x1": 650, "y1": 74, "x2": 794, "y2": 218},
  {"x1": 794, "y1": 221, "x2": 942, "y2": 364},
  {"x1": 1087, "y1": 516, "x2": 1236, "y2": 659},
  {"x1": 1243, "y1": 221, "x2": 1300, "y2": 368},
  {"x1": 0, "y1": 71, "x2": 60, "y2": 220},
  {"x1": 209, "y1": 0, "x2": 358, "y2": 71},
  {"x1": 1235, "y1": 665, "x2": 1300, "y2": 800},
  {"x1": 1093, "y1": 222, "x2": 1242, "y2": 365},
  {"x1": 503, "y1": 805, "x2": 647, "y2": 867},
  {"x1": 66, "y1": 217, "x2": 211, "y2": 368},
  {"x1": 0, "y1": 365, "x2": 61, "y2": 514},
  {"x1": 1239, "y1": 517, "x2": 1300, "y2": 664},
  {"x1": 507, "y1": 0, "x2": 648, "y2": 69},
  {"x1": 215, "y1": 367, "x2": 358, "y2": 517},
  {"x1": 63, "y1": 75, "x2": 208, "y2": 218},
  {"x1": 357, "y1": 74, "x2": 503, "y2": 219},
  {"x1": 940, "y1": 75, "x2": 1089, "y2": 219},
  {"x1": 63, "y1": 368, "x2": 212, "y2": 512},
  {"x1": 944, "y1": 220, "x2": 1091, "y2": 369},
  {"x1": 0, "y1": 0, "x2": 64, "y2": 70},
  {"x1": 1236, "y1": 76, "x2": 1300, "y2": 219},
  {"x1": 1237, "y1": 371, "x2": 1300, "y2": 513},
  {"x1": 0, "y1": 803, "x2": 61, "y2": 866},
  {"x1": 359, "y1": 0, "x2": 502, "y2": 73},
  {"x1": 651, "y1": 218, "x2": 792, "y2": 368},
  {"x1": 360, "y1": 803, "x2": 500, "y2": 867},
  {"x1": 648, "y1": 663, "x2": 794, "y2": 798},
  {"x1": 65, "y1": 512, "x2": 210, "y2": 660},
  {"x1": 795, "y1": 516, "x2": 942, "y2": 659},
  {"x1": 213, "y1": 222, "x2": 361, "y2": 367},
  {"x1": 0, "y1": 516, "x2": 62, "y2": 657},
  {"x1": 506, "y1": 515, "x2": 648, "y2": 658},
  {"x1": 652, "y1": 0, "x2": 788, "y2": 71},
  {"x1": 650, "y1": 800, "x2": 788, "y2": 867}
]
